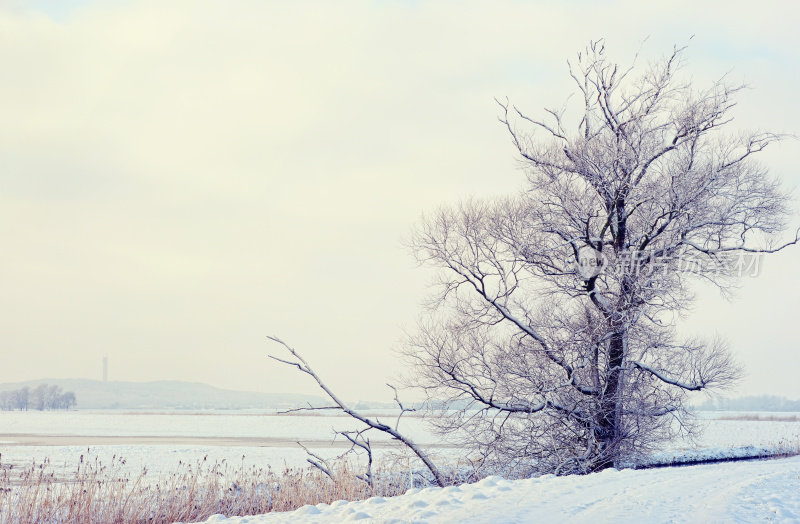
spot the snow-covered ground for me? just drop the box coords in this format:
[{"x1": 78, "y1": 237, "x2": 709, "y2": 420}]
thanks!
[
  {"x1": 636, "y1": 411, "x2": 800, "y2": 467},
  {"x1": 0, "y1": 410, "x2": 445, "y2": 476},
  {"x1": 2, "y1": 410, "x2": 800, "y2": 522},
  {"x1": 190, "y1": 456, "x2": 800, "y2": 523},
  {"x1": 0, "y1": 409, "x2": 436, "y2": 441},
  {"x1": 1, "y1": 410, "x2": 798, "y2": 477}
]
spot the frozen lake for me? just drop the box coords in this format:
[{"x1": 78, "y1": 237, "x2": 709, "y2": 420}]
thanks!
[
  {"x1": 0, "y1": 409, "x2": 439, "y2": 443},
  {"x1": 0, "y1": 409, "x2": 453, "y2": 477},
  {"x1": 1, "y1": 409, "x2": 798, "y2": 478}
]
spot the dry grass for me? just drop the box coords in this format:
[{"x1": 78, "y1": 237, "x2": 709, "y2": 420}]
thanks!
[
  {"x1": 716, "y1": 414, "x2": 800, "y2": 422},
  {"x1": 0, "y1": 453, "x2": 413, "y2": 524}
]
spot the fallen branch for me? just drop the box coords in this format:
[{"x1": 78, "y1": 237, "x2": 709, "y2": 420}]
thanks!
[{"x1": 267, "y1": 335, "x2": 446, "y2": 487}]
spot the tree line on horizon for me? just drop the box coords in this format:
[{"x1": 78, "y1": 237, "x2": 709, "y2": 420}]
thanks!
[{"x1": 0, "y1": 384, "x2": 77, "y2": 411}]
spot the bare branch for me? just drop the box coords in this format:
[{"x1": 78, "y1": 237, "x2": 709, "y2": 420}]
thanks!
[
  {"x1": 267, "y1": 336, "x2": 446, "y2": 487},
  {"x1": 297, "y1": 441, "x2": 335, "y2": 481}
]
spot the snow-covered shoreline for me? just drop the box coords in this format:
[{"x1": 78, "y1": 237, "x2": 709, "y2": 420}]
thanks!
[
  {"x1": 189, "y1": 456, "x2": 800, "y2": 523},
  {"x1": 1, "y1": 409, "x2": 798, "y2": 478},
  {"x1": 2, "y1": 410, "x2": 799, "y2": 522}
]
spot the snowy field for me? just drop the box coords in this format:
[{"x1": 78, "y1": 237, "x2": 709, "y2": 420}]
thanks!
[
  {"x1": 190, "y1": 456, "x2": 800, "y2": 523},
  {"x1": 0, "y1": 409, "x2": 436, "y2": 441},
  {"x1": 1, "y1": 410, "x2": 799, "y2": 477},
  {"x1": 0, "y1": 410, "x2": 450, "y2": 477},
  {"x1": 2, "y1": 409, "x2": 800, "y2": 523}
]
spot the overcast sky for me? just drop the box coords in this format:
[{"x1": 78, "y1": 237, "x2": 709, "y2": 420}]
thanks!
[{"x1": 1, "y1": 0, "x2": 798, "y2": 402}]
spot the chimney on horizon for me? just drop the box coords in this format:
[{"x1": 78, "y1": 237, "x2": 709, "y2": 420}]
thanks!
[{"x1": 102, "y1": 356, "x2": 108, "y2": 382}]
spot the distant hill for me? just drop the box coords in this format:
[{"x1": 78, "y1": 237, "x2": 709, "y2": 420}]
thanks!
[
  {"x1": 0, "y1": 379, "x2": 326, "y2": 410},
  {"x1": 695, "y1": 395, "x2": 800, "y2": 412}
]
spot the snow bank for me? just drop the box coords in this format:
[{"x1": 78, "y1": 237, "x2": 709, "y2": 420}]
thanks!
[{"x1": 187, "y1": 456, "x2": 800, "y2": 524}]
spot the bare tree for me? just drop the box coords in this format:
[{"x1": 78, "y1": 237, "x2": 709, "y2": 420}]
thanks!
[
  {"x1": 407, "y1": 41, "x2": 797, "y2": 475},
  {"x1": 0, "y1": 385, "x2": 76, "y2": 411}
]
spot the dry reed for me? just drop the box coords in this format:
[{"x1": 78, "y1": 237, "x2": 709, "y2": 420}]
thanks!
[{"x1": 0, "y1": 452, "x2": 413, "y2": 524}]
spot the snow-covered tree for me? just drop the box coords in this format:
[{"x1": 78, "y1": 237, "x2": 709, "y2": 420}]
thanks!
[{"x1": 407, "y1": 41, "x2": 797, "y2": 474}]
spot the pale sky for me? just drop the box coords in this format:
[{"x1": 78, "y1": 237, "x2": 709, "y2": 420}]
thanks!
[{"x1": 1, "y1": 0, "x2": 798, "y2": 402}]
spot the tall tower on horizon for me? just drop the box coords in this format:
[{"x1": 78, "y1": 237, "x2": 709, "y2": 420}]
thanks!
[{"x1": 102, "y1": 356, "x2": 108, "y2": 382}]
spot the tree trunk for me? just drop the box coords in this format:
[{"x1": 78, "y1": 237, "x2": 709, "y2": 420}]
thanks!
[
  {"x1": 594, "y1": 326, "x2": 626, "y2": 470},
  {"x1": 594, "y1": 195, "x2": 628, "y2": 470}
]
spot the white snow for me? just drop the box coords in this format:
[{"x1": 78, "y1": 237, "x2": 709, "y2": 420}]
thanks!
[
  {"x1": 1, "y1": 410, "x2": 798, "y2": 478},
  {"x1": 0, "y1": 410, "x2": 447, "y2": 476},
  {"x1": 0, "y1": 410, "x2": 436, "y2": 442},
  {"x1": 3, "y1": 409, "x2": 800, "y2": 522},
  {"x1": 188, "y1": 456, "x2": 800, "y2": 524}
]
